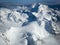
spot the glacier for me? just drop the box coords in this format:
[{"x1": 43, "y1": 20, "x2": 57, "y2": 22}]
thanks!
[{"x1": 0, "y1": 3, "x2": 60, "y2": 45}]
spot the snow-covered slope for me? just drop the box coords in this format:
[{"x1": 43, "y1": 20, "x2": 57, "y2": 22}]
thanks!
[{"x1": 0, "y1": 3, "x2": 60, "y2": 45}]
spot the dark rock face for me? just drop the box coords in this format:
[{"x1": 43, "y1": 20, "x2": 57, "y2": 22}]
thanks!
[
  {"x1": 45, "y1": 21, "x2": 55, "y2": 34},
  {"x1": 26, "y1": 32, "x2": 36, "y2": 45}
]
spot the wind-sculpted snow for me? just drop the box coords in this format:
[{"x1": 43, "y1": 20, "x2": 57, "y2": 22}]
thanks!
[{"x1": 0, "y1": 4, "x2": 60, "y2": 45}]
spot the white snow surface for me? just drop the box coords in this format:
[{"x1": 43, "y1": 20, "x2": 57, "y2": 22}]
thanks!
[{"x1": 0, "y1": 4, "x2": 60, "y2": 45}]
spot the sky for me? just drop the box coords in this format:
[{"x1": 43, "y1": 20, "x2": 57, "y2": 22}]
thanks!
[{"x1": 0, "y1": 0, "x2": 60, "y2": 5}]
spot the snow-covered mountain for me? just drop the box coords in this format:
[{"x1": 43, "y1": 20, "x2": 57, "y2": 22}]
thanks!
[{"x1": 0, "y1": 3, "x2": 60, "y2": 45}]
